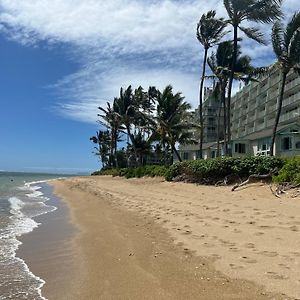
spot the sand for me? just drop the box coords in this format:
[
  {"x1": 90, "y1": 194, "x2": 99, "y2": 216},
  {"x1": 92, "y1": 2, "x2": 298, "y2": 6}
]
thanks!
[{"x1": 42, "y1": 176, "x2": 300, "y2": 299}]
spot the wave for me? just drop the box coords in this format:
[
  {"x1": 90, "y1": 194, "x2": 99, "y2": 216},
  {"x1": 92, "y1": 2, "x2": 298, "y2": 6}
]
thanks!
[{"x1": 0, "y1": 181, "x2": 58, "y2": 299}]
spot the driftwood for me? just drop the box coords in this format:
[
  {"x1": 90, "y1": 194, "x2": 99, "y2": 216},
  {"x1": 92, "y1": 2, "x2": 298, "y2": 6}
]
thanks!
[
  {"x1": 231, "y1": 173, "x2": 272, "y2": 191},
  {"x1": 215, "y1": 174, "x2": 242, "y2": 187}
]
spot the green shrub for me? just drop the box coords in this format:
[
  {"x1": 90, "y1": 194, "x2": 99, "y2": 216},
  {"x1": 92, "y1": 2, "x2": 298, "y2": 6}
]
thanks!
[
  {"x1": 91, "y1": 165, "x2": 169, "y2": 179},
  {"x1": 273, "y1": 156, "x2": 300, "y2": 185},
  {"x1": 165, "y1": 156, "x2": 285, "y2": 184}
]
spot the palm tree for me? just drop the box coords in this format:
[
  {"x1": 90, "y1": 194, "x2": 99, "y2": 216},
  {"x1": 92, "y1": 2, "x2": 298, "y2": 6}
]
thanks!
[
  {"x1": 90, "y1": 130, "x2": 111, "y2": 168},
  {"x1": 208, "y1": 41, "x2": 257, "y2": 155},
  {"x1": 270, "y1": 12, "x2": 300, "y2": 156},
  {"x1": 224, "y1": 0, "x2": 283, "y2": 153},
  {"x1": 98, "y1": 100, "x2": 123, "y2": 168},
  {"x1": 153, "y1": 85, "x2": 198, "y2": 162},
  {"x1": 197, "y1": 10, "x2": 227, "y2": 159}
]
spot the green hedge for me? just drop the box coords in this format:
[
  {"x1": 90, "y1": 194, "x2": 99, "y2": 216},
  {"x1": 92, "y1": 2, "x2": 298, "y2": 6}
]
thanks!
[
  {"x1": 273, "y1": 156, "x2": 300, "y2": 185},
  {"x1": 91, "y1": 165, "x2": 169, "y2": 179},
  {"x1": 165, "y1": 156, "x2": 285, "y2": 183},
  {"x1": 92, "y1": 156, "x2": 297, "y2": 185}
]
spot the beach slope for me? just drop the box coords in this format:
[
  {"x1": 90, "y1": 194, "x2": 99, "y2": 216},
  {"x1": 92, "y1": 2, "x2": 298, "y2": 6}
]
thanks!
[{"x1": 50, "y1": 176, "x2": 299, "y2": 299}]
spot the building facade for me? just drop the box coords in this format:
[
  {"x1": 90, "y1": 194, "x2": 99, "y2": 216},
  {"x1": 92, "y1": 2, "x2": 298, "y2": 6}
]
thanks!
[
  {"x1": 231, "y1": 68, "x2": 300, "y2": 157},
  {"x1": 177, "y1": 68, "x2": 300, "y2": 161}
]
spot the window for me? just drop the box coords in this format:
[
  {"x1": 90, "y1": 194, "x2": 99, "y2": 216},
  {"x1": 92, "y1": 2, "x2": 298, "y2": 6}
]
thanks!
[
  {"x1": 235, "y1": 143, "x2": 246, "y2": 154},
  {"x1": 296, "y1": 141, "x2": 300, "y2": 149},
  {"x1": 281, "y1": 137, "x2": 292, "y2": 150},
  {"x1": 258, "y1": 138, "x2": 270, "y2": 152},
  {"x1": 183, "y1": 152, "x2": 189, "y2": 160}
]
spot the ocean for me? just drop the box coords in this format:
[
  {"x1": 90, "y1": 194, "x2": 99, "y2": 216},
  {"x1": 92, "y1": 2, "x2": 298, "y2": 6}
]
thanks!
[{"x1": 0, "y1": 172, "x2": 67, "y2": 300}]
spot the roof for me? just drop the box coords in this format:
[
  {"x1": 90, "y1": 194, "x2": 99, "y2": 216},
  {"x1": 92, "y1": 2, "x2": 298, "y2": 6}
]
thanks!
[{"x1": 179, "y1": 141, "x2": 218, "y2": 151}]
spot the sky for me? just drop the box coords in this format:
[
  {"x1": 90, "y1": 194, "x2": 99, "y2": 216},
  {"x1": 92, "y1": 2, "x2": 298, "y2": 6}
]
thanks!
[{"x1": 0, "y1": 0, "x2": 297, "y2": 174}]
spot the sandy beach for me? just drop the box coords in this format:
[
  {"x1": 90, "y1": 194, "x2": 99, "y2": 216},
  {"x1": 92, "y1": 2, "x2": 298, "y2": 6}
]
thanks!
[{"x1": 22, "y1": 176, "x2": 297, "y2": 300}]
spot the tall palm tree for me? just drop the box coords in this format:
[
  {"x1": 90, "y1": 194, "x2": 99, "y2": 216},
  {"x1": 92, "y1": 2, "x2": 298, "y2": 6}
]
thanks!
[
  {"x1": 90, "y1": 130, "x2": 111, "y2": 168},
  {"x1": 208, "y1": 41, "x2": 257, "y2": 155},
  {"x1": 224, "y1": 0, "x2": 282, "y2": 153},
  {"x1": 197, "y1": 10, "x2": 227, "y2": 159},
  {"x1": 98, "y1": 100, "x2": 123, "y2": 168},
  {"x1": 153, "y1": 85, "x2": 198, "y2": 162},
  {"x1": 270, "y1": 12, "x2": 300, "y2": 156}
]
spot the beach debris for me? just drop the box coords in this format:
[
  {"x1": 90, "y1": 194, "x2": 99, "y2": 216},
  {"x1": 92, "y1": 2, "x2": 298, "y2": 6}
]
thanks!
[{"x1": 129, "y1": 253, "x2": 134, "y2": 256}]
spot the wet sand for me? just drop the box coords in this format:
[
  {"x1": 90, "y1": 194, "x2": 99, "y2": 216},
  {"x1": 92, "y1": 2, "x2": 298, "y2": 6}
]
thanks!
[{"x1": 35, "y1": 176, "x2": 300, "y2": 300}]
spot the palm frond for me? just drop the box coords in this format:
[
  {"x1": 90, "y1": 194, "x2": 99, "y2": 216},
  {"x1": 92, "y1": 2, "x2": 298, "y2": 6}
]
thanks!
[{"x1": 239, "y1": 26, "x2": 265, "y2": 44}]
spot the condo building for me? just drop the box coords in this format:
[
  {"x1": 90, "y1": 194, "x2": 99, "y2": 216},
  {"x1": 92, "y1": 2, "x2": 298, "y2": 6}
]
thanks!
[{"x1": 177, "y1": 68, "x2": 300, "y2": 160}]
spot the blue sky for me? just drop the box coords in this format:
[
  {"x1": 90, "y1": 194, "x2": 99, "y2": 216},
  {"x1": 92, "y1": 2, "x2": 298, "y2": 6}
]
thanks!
[{"x1": 0, "y1": 0, "x2": 296, "y2": 173}]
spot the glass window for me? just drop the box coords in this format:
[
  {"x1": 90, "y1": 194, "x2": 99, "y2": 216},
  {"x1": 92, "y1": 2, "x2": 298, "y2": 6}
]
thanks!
[
  {"x1": 281, "y1": 137, "x2": 292, "y2": 150},
  {"x1": 295, "y1": 141, "x2": 300, "y2": 149},
  {"x1": 235, "y1": 143, "x2": 246, "y2": 153},
  {"x1": 183, "y1": 152, "x2": 189, "y2": 160}
]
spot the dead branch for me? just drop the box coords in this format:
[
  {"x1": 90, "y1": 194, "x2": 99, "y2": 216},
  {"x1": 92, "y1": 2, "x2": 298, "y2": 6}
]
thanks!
[{"x1": 231, "y1": 173, "x2": 272, "y2": 191}]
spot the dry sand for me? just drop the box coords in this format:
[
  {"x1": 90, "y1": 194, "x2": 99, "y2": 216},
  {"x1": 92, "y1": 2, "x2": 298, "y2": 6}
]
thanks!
[{"x1": 45, "y1": 176, "x2": 300, "y2": 299}]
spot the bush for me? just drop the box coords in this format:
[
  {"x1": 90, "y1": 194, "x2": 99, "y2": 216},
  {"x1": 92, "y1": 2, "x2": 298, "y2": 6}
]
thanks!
[
  {"x1": 273, "y1": 156, "x2": 300, "y2": 185},
  {"x1": 91, "y1": 165, "x2": 169, "y2": 179},
  {"x1": 165, "y1": 156, "x2": 285, "y2": 184}
]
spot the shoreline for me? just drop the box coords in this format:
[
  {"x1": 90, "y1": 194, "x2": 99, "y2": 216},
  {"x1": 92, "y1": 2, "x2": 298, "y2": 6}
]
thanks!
[
  {"x1": 17, "y1": 183, "x2": 77, "y2": 300},
  {"x1": 40, "y1": 176, "x2": 295, "y2": 299}
]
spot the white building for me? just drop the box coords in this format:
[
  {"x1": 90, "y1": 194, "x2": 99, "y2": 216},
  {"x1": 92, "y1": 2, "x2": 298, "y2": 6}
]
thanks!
[
  {"x1": 178, "y1": 68, "x2": 300, "y2": 160},
  {"x1": 231, "y1": 68, "x2": 300, "y2": 157}
]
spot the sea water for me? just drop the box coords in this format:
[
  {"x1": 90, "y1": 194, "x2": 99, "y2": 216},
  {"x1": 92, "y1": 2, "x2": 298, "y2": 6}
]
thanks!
[{"x1": 0, "y1": 172, "x2": 66, "y2": 299}]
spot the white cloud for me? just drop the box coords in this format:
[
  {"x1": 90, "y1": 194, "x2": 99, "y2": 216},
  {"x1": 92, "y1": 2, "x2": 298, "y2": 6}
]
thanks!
[
  {"x1": 0, "y1": 0, "x2": 296, "y2": 123},
  {"x1": 56, "y1": 66, "x2": 199, "y2": 123}
]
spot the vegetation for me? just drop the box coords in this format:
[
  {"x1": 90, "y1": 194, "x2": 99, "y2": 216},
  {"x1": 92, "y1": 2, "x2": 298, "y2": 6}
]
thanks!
[
  {"x1": 270, "y1": 12, "x2": 300, "y2": 155},
  {"x1": 91, "y1": 85, "x2": 198, "y2": 168},
  {"x1": 90, "y1": 1, "x2": 300, "y2": 191},
  {"x1": 196, "y1": 10, "x2": 227, "y2": 158},
  {"x1": 224, "y1": 0, "x2": 283, "y2": 152},
  {"x1": 273, "y1": 156, "x2": 300, "y2": 185},
  {"x1": 165, "y1": 156, "x2": 284, "y2": 184},
  {"x1": 92, "y1": 165, "x2": 169, "y2": 179}
]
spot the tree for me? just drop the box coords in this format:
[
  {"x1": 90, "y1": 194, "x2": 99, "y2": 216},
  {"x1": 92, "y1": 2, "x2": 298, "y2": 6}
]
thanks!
[
  {"x1": 98, "y1": 100, "x2": 123, "y2": 168},
  {"x1": 153, "y1": 85, "x2": 198, "y2": 162},
  {"x1": 90, "y1": 130, "x2": 111, "y2": 168},
  {"x1": 224, "y1": 0, "x2": 282, "y2": 153},
  {"x1": 270, "y1": 12, "x2": 300, "y2": 156},
  {"x1": 207, "y1": 41, "x2": 257, "y2": 155},
  {"x1": 197, "y1": 10, "x2": 227, "y2": 158}
]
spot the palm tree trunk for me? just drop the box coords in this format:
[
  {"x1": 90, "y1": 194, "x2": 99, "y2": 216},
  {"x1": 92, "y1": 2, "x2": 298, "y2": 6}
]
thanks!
[
  {"x1": 114, "y1": 131, "x2": 119, "y2": 168},
  {"x1": 172, "y1": 145, "x2": 182, "y2": 162},
  {"x1": 216, "y1": 95, "x2": 222, "y2": 157},
  {"x1": 221, "y1": 83, "x2": 228, "y2": 155},
  {"x1": 199, "y1": 47, "x2": 208, "y2": 159},
  {"x1": 226, "y1": 25, "x2": 238, "y2": 156},
  {"x1": 270, "y1": 71, "x2": 287, "y2": 156}
]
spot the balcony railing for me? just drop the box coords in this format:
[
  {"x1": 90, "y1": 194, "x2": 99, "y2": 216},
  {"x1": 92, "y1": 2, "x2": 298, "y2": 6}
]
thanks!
[{"x1": 280, "y1": 108, "x2": 300, "y2": 123}]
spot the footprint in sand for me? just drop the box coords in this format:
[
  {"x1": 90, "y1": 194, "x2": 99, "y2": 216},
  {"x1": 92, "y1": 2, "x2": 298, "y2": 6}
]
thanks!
[
  {"x1": 254, "y1": 232, "x2": 264, "y2": 236},
  {"x1": 244, "y1": 243, "x2": 255, "y2": 249},
  {"x1": 289, "y1": 225, "x2": 299, "y2": 232},
  {"x1": 240, "y1": 256, "x2": 257, "y2": 263},
  {"x1": 229, "y1": 263, "x2": 245, "y2": 270},
  {"x1": 258, "y1": 251, "x2": 278, "y2": 257},
  {"x1": 229, "y1": 247, "x2": 240, "y2": 252},
  {"x1": 278, "y1": 263, "x2": 290, "y2": 270},
  {"x1": 265, "y1": 272, "x2": 289, "y2": 280},
  {"x1": 182, "y1": 230, "x2": 192, "y2": 235}
]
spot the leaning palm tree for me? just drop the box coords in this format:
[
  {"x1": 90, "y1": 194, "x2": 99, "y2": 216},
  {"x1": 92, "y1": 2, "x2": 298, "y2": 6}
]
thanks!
[
  {"x1": 152, "y1": 85, "x2": 198, "y2": 162},
  {"x1": 90, "y1": 130, "x2": 111, "y2": 168},
  {"x1": 270, "y1": 12, "x2": 300, "y2": 156},
  {"x1": 197, "y1": 10, "x2": 227, "y2": 159},
  {"x1": 98, "y1": 100, "x2": 123, "y2": 168},
  {"x1": 224, "y1": 0, "x2": 283, "y2": 152},
  {"x1": 208, "y1": 41, "x2": 256, "y2": 156}
]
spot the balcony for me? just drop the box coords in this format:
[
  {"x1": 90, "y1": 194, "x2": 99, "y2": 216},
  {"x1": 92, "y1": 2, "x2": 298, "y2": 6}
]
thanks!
[
  {"x1": 285, "y1": 76, "x2": 300, "y2": 91},
  {"x1": 282, "y1": 91, "x2": 300, "y2": 108},
  {"x1": 257, "y1": 109, "x2": 266, "y2": 119},
  {"x1": 280, "y1": 108, "x2": 300, "y2": 123}
]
